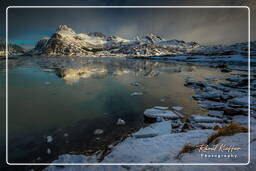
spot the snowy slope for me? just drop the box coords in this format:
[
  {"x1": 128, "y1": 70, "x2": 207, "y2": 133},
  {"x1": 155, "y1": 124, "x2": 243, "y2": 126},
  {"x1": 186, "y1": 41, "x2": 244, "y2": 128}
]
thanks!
[{"x1": 29, "y1": 25, "x2": 254, "y2": 58}]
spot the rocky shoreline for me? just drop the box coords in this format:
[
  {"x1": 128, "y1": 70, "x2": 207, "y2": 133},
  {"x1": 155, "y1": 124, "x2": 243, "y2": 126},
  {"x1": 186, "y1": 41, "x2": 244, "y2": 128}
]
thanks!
[{"x1": 43, "y1": 60, "x2": 256, "y2": 170}]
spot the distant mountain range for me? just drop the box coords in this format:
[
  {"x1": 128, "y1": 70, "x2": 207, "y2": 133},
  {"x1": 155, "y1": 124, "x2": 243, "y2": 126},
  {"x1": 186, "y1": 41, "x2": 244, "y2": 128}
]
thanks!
[
  {"x1": 27, "y1": 24, "x2": 254, "y2": 58},
  {"x1": 2, "y1": 24, "x2": 255, "y2": 58},
  {"x1": 0, "y1": 40, "x2": 25, "y2": 57}
]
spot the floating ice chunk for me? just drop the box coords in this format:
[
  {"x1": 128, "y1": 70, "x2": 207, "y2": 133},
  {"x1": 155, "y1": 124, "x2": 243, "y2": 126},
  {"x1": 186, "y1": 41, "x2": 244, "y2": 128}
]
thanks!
[
  {"x1": 191, "y1": 115, "x2": 223, "y2": 123},
  {"x1": 131, "y1": 92, "x2": 143, "y2": 96},
  {"x1": 178, "y1": 73, "x2": 191, "y2": 78},
  {"x1": 132, "y1": 121, "x2": 172, "y2": 138},
  {"x1": 194, "y1": 122, "x2": 223, "y2": 129},
  {"x1": 144, "y1": 108, "x2": 179, "y2": 119},
  {"x1": 46, "y1": 136, "x2": 53, "y2": 143},
  {"x1": 228, "y1": 96, "x2": 249, "y2": 106},
  {"x1": 160, "y1": 98, "x2": 166, "y2": 102},
  {"x1": 116, "y1": 118, "x2": 126, "y2": 125},
  {"x1": 153, "y1": 106, "x2": 169, "y2": 110},
  {"x1": 130, "y1": 81, "x2": 141, "y2": 86},
  {"x1": 47, "y1": 148, "x2": 51, "y2": 154},
  {"x1": 44, "y1": 81, "x2": 51, "y2": 85},
  {"x1": 172, "y1": 106, "x2": 183, "y2": 111},
  {"x1": 94, "y1": 129, "x2": 104, "y2": 135},
  {"x1": 208, "y1": 110, "x2": 224, "y2": 118}
]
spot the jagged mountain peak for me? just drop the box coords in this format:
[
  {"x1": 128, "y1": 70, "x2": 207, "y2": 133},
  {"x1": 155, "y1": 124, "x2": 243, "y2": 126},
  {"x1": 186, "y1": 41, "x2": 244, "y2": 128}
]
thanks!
[
  {"x1": 145, "y1": 33, "x2": 162, "y2": 43},
  {"x1": 56, "y1": 24, "x2": 76, "y2": 34},
  {"x1": 87, "y1": 32, "x2": 106, "y2": 38}
]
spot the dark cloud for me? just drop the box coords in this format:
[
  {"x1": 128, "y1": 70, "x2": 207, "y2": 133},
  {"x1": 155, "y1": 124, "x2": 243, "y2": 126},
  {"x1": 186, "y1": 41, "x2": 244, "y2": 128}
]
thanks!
[{"x1": 1, "y1": 0, "x2": 256, "y2": 46}]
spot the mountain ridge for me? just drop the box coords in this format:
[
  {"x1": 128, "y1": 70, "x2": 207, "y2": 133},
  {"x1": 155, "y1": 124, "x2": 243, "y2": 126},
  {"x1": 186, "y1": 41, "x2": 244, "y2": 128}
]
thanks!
[{"x1": 28, "y1": 24, "x2": 254, "y2": 58}]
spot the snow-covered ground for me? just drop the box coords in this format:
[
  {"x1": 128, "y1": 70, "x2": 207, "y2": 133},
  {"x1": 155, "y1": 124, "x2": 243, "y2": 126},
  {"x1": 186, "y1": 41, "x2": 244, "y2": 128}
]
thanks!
[{"x1": 44, "y1": 68, "x2": 256, "y2": 170}]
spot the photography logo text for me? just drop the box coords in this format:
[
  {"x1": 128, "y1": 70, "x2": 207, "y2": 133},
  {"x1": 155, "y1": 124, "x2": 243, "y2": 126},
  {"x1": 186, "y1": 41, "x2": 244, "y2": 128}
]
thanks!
[{"x1": 196, "y1": 144, "x2": 241, "y2": 159}]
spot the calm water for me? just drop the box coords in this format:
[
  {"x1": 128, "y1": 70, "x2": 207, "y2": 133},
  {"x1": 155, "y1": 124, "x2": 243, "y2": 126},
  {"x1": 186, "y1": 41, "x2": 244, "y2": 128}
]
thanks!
[{"x1": 0, "y1": 56, "x2": 229, "y2": 163}]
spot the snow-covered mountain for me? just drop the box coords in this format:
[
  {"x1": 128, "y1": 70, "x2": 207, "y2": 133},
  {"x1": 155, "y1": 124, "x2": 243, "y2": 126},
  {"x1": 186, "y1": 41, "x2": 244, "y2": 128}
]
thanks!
[
  {"x1": 29, "y1": 24, "x2": 254, "y2": 58},
  {"x1": 29, "y1": 25, "x2": 201, "y2": 57}
]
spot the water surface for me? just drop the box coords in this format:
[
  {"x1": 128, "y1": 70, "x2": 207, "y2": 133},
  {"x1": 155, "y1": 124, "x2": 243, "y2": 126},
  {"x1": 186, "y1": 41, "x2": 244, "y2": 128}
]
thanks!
[{"x1": 0, "y1": 56, "x2": 229, "y2": 163}]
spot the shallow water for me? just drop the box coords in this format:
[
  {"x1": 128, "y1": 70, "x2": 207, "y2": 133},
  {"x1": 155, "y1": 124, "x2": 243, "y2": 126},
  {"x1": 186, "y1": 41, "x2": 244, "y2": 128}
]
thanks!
[{"x1": 0, "y1": 56, "x2": 229, "y2": 163}]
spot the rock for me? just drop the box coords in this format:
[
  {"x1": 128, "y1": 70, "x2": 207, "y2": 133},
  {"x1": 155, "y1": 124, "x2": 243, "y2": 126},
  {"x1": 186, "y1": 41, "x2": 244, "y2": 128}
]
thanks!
[
  {"x1": 130, "y1": 92, "x2": 143, "y2": 96},
  {"x1": 153, "y1": 106, "x2": 169, "y2": 110},
  {"x1": 191, "y1": 115, "x2": 223, "y2": 123},
  {"x1": 116, "y1": 118, "x2": 126, "y2": 125},
  {"x1": 132, "y1": 121, "x2": 172, "y2": 138},
  {"x1": 144, "y1": 108, "x2": 179, "y2": 119},
  {"x1": 171, "y1": 119, "x2": 183, "y2": 129},
  {"x1": 94, "y1": 129, "x2": 104, "y2": 135},
  {"x1": 64, "y1": 133, "x2": 68, "y2": 137},
  {"x1": 172, "y1": 106, "x2": 183, "y2": 111},
  {"x1": 174, "y1": 111, "x2": 184, "y2": 119},
  {"x1": 47, "y1": 148, "x2": 51, "y2": 154},
  {"x1": 208, "y1": 110, "x2": 224, "y2": 118},
  {"x1": 46, "y1": 136, "x2": 53, "y2": 143}
]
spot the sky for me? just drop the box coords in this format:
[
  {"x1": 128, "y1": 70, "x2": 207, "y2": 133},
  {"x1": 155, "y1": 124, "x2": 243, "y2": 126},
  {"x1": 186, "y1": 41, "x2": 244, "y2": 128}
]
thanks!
[{"x1": 1, "y1": 0, "x2": 256, "y2": 48}]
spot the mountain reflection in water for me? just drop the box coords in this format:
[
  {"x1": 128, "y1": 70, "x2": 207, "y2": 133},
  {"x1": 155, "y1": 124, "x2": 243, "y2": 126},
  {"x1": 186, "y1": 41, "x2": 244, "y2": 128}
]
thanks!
[{"x1": 0, "y1": 56, "x2": 229, "y2": 163}]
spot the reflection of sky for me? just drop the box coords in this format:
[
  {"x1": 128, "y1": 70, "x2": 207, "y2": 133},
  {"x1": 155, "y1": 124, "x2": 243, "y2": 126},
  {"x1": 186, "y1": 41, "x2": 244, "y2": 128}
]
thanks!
[{"x1": 5, "y1": 57, "x2": 232, "y2": 163}]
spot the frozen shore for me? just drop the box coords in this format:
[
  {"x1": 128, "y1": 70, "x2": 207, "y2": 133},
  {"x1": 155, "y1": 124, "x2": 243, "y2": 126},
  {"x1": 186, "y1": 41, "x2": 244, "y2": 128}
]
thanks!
[{"x1": 44, "y1": 60, "x2": 256, "y2": 170}]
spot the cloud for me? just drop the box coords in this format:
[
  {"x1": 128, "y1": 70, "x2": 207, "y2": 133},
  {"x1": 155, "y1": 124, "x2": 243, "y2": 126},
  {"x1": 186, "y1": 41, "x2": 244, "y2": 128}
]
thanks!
[{"x1": 5, "y1": 5, "x2": 252, "y2": 46}]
